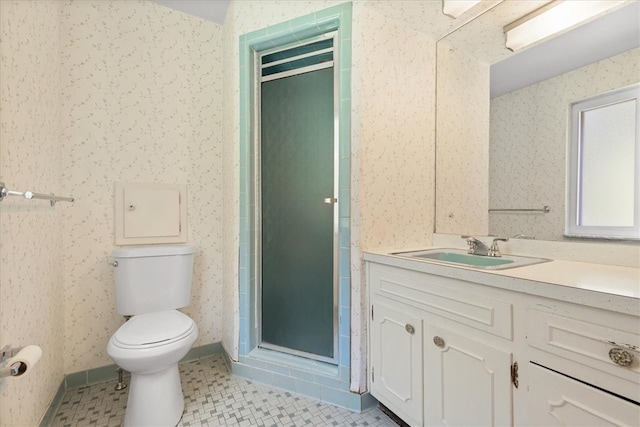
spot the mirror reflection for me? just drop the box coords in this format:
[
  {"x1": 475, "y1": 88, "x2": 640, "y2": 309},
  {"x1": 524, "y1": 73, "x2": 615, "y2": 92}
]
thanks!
[{"x1": 435, "y1": 0, "x2": 640, "y2": 241}]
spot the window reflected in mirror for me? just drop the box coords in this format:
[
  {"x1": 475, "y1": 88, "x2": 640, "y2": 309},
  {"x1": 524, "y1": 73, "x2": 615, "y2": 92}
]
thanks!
[{"x1": 567, "y1": 84, "x2": 639, "y2": 239}]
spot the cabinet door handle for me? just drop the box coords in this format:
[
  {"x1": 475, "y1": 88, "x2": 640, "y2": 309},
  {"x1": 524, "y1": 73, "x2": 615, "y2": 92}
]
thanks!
[
  {"x1": 405, "y1": 324, "x2": 415, "y2": 334},
  {"x1": 609, "y1": 348, "x2": 634, "y2": 367},
  {"x1": 433, "y1": 336, "x2": 445, "y2": 348}
]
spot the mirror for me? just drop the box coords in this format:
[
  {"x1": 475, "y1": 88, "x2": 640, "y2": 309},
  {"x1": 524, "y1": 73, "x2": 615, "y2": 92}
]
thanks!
[{"x1": 435, "y1": 0, "x2": 640, "y2": 241}]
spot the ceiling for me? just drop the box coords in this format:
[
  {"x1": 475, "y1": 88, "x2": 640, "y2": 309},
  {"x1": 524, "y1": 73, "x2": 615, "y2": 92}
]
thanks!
[
  {"x1": 151, "y1": 0, "x2": 232, "y2": 24},
  {"x1": 149, "y1": 0, "x2": 638, "y2": 98},
  {"x1": 489, "y1": 1, "x2": 640, "y2": 98}
]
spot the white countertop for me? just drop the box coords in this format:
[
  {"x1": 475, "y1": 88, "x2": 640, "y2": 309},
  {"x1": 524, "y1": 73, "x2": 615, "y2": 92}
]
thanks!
[{"x1": 364, "y1": 247, "x2": 640, "y2": 315}]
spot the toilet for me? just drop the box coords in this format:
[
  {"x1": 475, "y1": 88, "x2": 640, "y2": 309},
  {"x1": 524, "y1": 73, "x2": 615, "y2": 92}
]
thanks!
[{"x1": 107, "y1": 244, "x2": 199, "y2": 427}]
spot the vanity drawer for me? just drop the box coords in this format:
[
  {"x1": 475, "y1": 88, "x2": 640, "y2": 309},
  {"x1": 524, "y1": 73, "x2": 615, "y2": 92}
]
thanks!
[
  {"x1": 368, "y1": 264, "x2": 512, "y2": 340},
  {"x1": 527, "y1": 303, "x2": 640, "y2": 401},
  {"x1": 527, "y1": 362, "x2": 640, "y2": 426}
]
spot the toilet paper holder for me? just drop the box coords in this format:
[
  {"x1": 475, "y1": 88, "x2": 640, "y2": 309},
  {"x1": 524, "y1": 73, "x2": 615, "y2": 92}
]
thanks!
[{"x1": 1, "y1": 345, "x2": 26, "y2": 378}]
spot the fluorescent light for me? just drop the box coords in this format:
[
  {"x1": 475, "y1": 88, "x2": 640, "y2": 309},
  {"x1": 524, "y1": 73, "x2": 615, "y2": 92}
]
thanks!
[
  {"x1": 442, "y1": 0, "x2": 482, "y2": 18},
  {"x1": 504, "y1": 0, "x2": 627, "y2": 51}
]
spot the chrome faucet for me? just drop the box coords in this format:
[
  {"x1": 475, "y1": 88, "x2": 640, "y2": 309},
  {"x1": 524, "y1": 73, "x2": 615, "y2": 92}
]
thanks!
[
  {"x1": 462, "y1": 236, "x2": 509, "y2": 257},
  {"x1": 462, "y1": 236, "x2": 490, "y2": 256}
]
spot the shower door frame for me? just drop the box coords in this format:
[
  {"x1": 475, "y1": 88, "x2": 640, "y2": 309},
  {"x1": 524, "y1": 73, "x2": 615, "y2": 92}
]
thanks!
[{"x1": 254, "y1": 32, "x2": 340, "y2": 365}]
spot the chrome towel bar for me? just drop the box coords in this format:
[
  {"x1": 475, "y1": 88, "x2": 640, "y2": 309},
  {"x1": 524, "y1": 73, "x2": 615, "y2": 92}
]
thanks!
[
  {"x1": 489, "y1": 205, "x2": 550, "y2": 213},
  {"x1": 0, "y1": 182, "x2": 74, "y2": 206}
]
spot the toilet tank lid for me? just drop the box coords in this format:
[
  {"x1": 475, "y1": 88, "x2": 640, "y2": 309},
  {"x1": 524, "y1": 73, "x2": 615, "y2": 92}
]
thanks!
[{"x1": 112, "y1": 244, "x2": 196, "y2": 258}]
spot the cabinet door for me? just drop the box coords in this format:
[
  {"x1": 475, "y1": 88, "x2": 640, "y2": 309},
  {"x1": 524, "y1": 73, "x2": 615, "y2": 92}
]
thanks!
[
  {"x1": 424, "y1": 324, "x2": 513, "y2": 426},
  {"x1": 528, "y1": 363, "x2": 640, "y2": 426},
  {"x1": 370, "y1": 299, "x2": 423, "y2": 427}
]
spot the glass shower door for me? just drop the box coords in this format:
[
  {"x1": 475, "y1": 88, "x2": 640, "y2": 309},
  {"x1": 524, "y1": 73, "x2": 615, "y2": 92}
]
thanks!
[{"x1": 260, "y1": 66, "x2": 336, "y2": 361}]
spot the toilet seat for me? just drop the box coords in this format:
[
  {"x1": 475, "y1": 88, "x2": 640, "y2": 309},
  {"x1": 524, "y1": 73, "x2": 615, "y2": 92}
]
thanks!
[{"x1": 112, "y1": 310, "x2": 196, "y2": 349}]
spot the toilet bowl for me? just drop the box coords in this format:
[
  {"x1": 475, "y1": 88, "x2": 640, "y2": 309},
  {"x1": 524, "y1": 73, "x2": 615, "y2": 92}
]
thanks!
[
  {"x1": 108, "y1": 244, "x2": 198, "y2": 426},
  {"x1": 108, "y1": 310, "x2": 198, "y2": 426}
]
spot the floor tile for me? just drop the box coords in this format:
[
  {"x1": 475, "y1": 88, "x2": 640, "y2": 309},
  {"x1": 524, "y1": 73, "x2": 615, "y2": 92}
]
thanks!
[{"x1": 51, "y1": 354, "x2": 399, "y2": 426}]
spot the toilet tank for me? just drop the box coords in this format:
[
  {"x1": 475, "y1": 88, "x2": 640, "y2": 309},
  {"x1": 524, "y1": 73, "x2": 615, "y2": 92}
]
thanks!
[{"x1": 112, "y1": 244, "x2": 196, "y2": 315}]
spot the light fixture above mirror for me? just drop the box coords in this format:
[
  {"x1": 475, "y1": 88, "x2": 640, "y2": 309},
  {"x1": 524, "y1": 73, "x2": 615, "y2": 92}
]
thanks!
[
  {"x1": 504, "y1": 0, "x2": 627, "y2": 51},
  {"x1": 442, "y1": 0, "x2": 483, "y2": 18}
]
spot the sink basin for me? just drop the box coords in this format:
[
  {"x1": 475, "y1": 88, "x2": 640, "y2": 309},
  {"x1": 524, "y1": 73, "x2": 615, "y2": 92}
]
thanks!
[{"x1": 391, "y1": 248, "x2": 550, "y2": 270}]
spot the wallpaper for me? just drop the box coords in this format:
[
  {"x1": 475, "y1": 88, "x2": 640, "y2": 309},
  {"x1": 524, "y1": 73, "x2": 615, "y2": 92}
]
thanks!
[
  {"x1": 59, "y1": 0, "x2": 224, "y2": 372},
  {"x1": 351, "y1": 3, "x2": 436, "y2": 390},
  {"x1": 490, "y1": 48, "x2": 640, "y2": 240},
  {"x1": 435, "y1": 40, "x2": 490, "y2": 236},
  {"x1": 0, "y1": 2, "x2": 65, "y2": 426},
  {"x1": 6, "y1": 2, "x2": 634, "y2": 423}
]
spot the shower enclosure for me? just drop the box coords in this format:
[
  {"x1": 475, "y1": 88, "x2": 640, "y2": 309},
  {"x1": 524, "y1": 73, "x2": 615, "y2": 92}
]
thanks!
[{"x1": 258, "y1": 35, "x2": 339, "y2": 363}]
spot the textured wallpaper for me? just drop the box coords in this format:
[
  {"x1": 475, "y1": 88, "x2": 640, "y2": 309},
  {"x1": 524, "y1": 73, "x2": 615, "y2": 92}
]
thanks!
[
  {"x1": 0, "y1": 1, "x2": 65, "y2": 426},
  {"x1": 490, "y1": 48, "x2": 640, "y2": 240},
  {"x1": 59, "y1": 0, "x2": 224, "y2": 373},
  {"x1": 351, "y1": 3, "x2": 436, "y2": 390},
  {"x1": 435, "y1": 40, "x2": 490, "y2": 236}
]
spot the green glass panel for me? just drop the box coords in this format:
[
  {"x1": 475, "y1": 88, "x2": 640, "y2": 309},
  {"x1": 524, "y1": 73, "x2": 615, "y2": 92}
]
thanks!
[
  {"x1": 261, "y1": 67, "x2": 334, "y2": 359},
  {"x1": 262, "y1": 38, "x2": 333, "y2": 66}
]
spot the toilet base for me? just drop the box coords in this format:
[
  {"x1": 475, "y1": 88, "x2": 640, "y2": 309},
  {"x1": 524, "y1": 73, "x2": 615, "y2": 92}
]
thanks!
[{"x1": 124, "y1": 365, "x2": 184, "y2": 427}]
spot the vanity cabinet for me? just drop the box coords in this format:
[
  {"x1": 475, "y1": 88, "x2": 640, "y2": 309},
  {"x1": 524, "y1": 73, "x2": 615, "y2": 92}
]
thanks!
[
  {"x1": 424, "y1": 323, "x2": 513, "y2": 426},
  {"x1": 369, "y1": 298, "x2": 424, "y2": 427},
  {"x1": 368, "y1": 263, "x2": 517, "y2": 427},
  {"x1": 525, "y1": 298, "x2": 640, "y2": 426},
  {"x1": 366, "y1": 260, "x2": 640, "y2": 427}
]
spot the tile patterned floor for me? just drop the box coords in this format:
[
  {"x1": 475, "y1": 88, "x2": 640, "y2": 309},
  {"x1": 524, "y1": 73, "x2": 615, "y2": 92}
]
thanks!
[{"x1": 51, "y1": 354, "x2": 399, "y2": 426}]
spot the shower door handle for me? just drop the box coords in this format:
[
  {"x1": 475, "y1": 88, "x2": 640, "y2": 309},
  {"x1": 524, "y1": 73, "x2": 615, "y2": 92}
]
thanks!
[{"x1": 323, "y1": 197, "x2": 338, "y2": 204}]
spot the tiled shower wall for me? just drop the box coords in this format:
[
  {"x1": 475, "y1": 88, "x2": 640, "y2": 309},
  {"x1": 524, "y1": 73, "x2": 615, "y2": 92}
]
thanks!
[
  {"x1": 0, "y1": 2, "x2": 65, "y2": 426},
  {"x1": 220, "y1": 0, "x2": 348, "y2": 364},
  {"x1": 222, "y1": 0, "x2": 437, "y2": 393}
]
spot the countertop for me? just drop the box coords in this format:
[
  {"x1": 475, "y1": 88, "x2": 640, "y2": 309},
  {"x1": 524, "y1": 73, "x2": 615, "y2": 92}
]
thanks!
[{"x1": 364, "y1": 247, "x2": 640, "y2": 316}]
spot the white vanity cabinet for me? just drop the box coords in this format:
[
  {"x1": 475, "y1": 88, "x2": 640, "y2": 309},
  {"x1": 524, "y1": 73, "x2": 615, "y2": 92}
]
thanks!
[
  {"x1": 366, "y1": 258, "x2": 640, "y2": 427},
  {"x1": 368, "y1": 262, "x2": 517, "y2": 427},
  {"x1": 369, "y1": 298, "x2": 424, "y2": 427},
  {"x1": 525, "y1": 298, "x2": 640, "y2": 426},
  {"x1": 423, "y1": 323, "x2": 513, "y2": 426}
]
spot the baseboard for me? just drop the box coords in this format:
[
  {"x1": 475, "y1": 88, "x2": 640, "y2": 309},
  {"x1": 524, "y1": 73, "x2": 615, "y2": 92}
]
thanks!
[
  {"x1": 223, "y1": 347, "x2": 377, "y2": 413},
  {"x1": 39, "y1": 342, "x2": 223, "y2": 426},
  {"x1": 38, "y1": 380, "x2": 66, "y2": 427}
]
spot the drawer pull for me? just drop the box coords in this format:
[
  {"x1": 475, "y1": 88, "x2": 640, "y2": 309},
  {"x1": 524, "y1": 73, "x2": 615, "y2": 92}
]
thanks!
[
  {"x1": 433, "y1": 336, "x2": 445, "y2": 348},
  {"x1": 609, "y1": 348, "x2": 634, "y2": 367},
  {"x1": 405, "y1": 324, "x2": 415, "y2": 334}
]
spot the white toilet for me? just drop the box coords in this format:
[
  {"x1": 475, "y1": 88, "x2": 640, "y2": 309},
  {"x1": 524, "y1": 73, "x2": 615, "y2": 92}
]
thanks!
[{"x1": 107, "y1": 244, "x2": 199, "y2": 427}]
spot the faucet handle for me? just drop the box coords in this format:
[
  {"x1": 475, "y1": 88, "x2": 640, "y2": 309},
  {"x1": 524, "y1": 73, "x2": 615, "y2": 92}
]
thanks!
[
  {"x1": 489, "y1": 237, "x2": 509, "y2": 257},
  {"x1": 461, "y1": 235, "x2": 476, "y2": 248}
]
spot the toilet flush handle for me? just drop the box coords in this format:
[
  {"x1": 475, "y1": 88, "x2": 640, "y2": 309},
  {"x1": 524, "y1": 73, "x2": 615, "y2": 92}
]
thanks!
[{"x1": 111, "y1": 261, "x2": 119, "y2": 267}]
